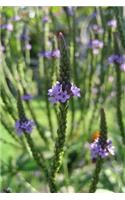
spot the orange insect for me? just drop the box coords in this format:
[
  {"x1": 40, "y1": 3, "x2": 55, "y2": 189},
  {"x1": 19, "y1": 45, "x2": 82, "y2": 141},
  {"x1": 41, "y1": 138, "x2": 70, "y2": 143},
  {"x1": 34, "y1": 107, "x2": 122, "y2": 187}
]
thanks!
[{"x1": 91, "y1": 130, "x2": 101, "y2": 141}]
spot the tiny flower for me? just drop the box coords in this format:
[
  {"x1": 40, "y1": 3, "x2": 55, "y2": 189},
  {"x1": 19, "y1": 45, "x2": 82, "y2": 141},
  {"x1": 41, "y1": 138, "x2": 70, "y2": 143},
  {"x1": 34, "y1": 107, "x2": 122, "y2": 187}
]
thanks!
[
  {"x1": 21, "y1": 94, "x2": 33, "y2": 101},
  {"x1": 88, "y1": 39, "x2": 103, "y2": 55},
  {"x1": 20, "y1": 34, "x2": 30, "y2": 41},
  {"x1": 51, "y1": 49, "x2": 60, "y2": 58},
  {"x1": 90, "y1": 138, "x2": 115, "y2": 161},
  {"x1": 42, "y1": 16, "x2": 49, "y2": 23},
  {"x1": 92, "y1": 87, "x2": 98, "y2": 95},
  {"x1": 90, "y1": 24, "x2": 104, "y2": 34},
  {"x1": 120, "y1": 63, "x2": 125, "y2": 72},
  {"x1": 25, "y1": 43, "x2": 32, "y2": 50},
  {"x1": 108, "y1": 54, "x2": 125, "y2": 71},
  {"x1": 70, "y1": 84, "x2": 81, "y2": 97},
  {"x1": 6, "y1": 23, "x2": 13, "y2": 31},
  {"x1": 108, "y1": 76, "x2": 114, "y2": 82},
  {"x1": 108, "y1": 54, "x2": 121, "y2": 64},
  {"x1": 38, "y1": 49, "x2": 60, "y2": 59},
  {"x1": 107, "y1": 19, "x2": 117, "y2": 29},
  {"x1": 0, "y1": 23, "x2": 13, "y2": 31},
  {"x1": 38, "y1": 51, "x2": 51, "y2": 58},
  {"x1": 0, "y1": 24, "x2": 6, "y2": 29},
  {"x1": 48, "y1": 81, "x2": 80, "y2": 104},
  {"x1": 0, "y1": 45, "x2": 5, "y2": 52},
  {"x1": 15, "y1": 119, "x2": 35, "y2": 136},
  {"x1": 11, "y1": 15, "x2": 21, "y2": 21}
]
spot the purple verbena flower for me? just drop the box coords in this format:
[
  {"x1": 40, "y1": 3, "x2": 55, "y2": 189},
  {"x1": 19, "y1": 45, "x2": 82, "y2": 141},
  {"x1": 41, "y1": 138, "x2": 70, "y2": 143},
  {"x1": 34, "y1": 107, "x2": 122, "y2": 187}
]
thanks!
[
  {"x1": 107, "y1": 19, "x2": 117, "y2": 29},
  {"x1": 38, "y1": 49, "x2": 60, "y2": 59},
  {"x1": 25, "y1": 43, "x2": 32, "y2": 50},
  {"x1": 39, "y1": 51, "x2": 52, "y2": 58},
  {"x1": 90, "y1": 24, "x2": 104, "y2": 34},
  {"x1": 15, "y1": 119, "x2": 35, "y2": 136},
  {"x1": 108, "y1": 54, "x2": 121, "y2": 64},
  {"x1": 6, "y1": 23, "x2": 13, "y2": 31},
  {"x1": 0, "y1": 45, "x2": 5, "y2": 52},
  {"x1": 90, "y1": 138, "x2": 115, "y2": 161},
  {"x1": 48, "y1": 81, "x2": 80, "y2": 104},
  {"x1": 21, "y1": 94, "x2": 33, "y2": 101},
  {"x1": 88, "y1": 39, "x2": 103, "y2": 55},
  {"x1": 20, "y1": 33, "x2": 30, "y2": 41},
  {"x1": 108, "y1": 54, "x2": 125, "y2": 70},
  {"x1": 120, "y1": 63, "x2": 125, "y2": 72},
  {"x1": 51, "y1": 49, "x2": 60, "y2": 58},
  {"x1": 0, "y1": 23, "x2": 13, "y2": 31},
  {"x1": 42, "y1": 16, "x2": 49, "y2": 23},
  {"x1": 71, "y1": 84, "x2": 81, "y2": 97},
  {"x1": 11, "y1": 15, "x2": 21, "y2": 21}
]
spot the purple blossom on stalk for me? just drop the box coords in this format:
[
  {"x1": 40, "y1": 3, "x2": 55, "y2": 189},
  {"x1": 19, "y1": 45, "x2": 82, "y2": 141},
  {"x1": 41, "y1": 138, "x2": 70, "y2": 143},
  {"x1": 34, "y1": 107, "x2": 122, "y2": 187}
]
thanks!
[
  {"x1": 6, "y1": 23, "x2": 13, "y2": 31},
  {"x1": 42, "y1": 16, "x2": 49, "y2": 23},
  {"x1": 15, "y1": 119, "x2": 35, "y2": 136},
  {"x1": 20, "y1": 34, "x2": 30, "y2": 41},
  {"x1": 90, "y1": 24, "x2": 104, "y2": 34},
  {"x1": 11, "y1": 15, "x2": 21, "y2": 21},
  {"x1": 51, "y1": 49, "x2": 60, "y2": 58},
  {"x1": 38, "y1": 49, "x2": 60, "y2": 59},
  {"x1": 25, "y1": 43, "x2": 32, "y2": 50},
  {"x1": 107, "y1": 19, "x2": 117, "y2": 29},
  {"x1": 48, "y1": 81, "x2": 80, "y2": 104},
  {"x1": 21, "y1": 94, "x2": 33, "y2": 101},
  {"x1": 108, "y1": 54, "x2": 125, "y2": 71},
  {"x1": 88, "y1": 39, "x2": 103, "y2": 55},
  {"x1": 90, "y1": 138, "x2": 115, "y2": 161},
  {"x1": 0, "y1": 45, "x2": 5, "y2": 52},
  {"x1": 0, "y1": 23, "x2": 13, "y2": 31},
  {"x1": 108, "y1": 54, "x2": 121, "y2": 64},
  {"x1": 120, "y1": 63, "x2": 125, "y2": 72}
]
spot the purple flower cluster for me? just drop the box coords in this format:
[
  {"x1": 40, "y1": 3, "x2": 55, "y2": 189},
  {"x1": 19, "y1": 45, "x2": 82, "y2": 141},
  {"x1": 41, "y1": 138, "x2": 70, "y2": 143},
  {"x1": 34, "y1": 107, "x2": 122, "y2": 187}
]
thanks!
[
  {"x1": 88, "y1": 39, "x2": 103, "y2": 55},
  {"x1": 48, "y1": 81, "x2": 80, "y2": 104},
  {"x1": 90, "y1": 24, "x2": 104, "y2": 34},
  {"x1": 39, "y1": 49, "x2": 60, "y2": 59},
  {"x1": 108, "y1": 54, "x2": 125, "y2": 71},
  {"x1": 107, "y1": 19, "x2": 117, "y2": 29},
  {"x1": 15, "y1": 119, "x2": 35, "y2": 136},
  {"x1": 90, "y1": 138, "x2": 115, "y2": 160}
]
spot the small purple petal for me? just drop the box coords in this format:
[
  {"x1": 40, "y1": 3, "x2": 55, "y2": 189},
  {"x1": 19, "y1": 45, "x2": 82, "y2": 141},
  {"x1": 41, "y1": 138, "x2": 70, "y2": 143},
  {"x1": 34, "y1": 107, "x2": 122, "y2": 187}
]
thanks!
[{"x1": 21, "y1": 94, "x2": 33, "y2": 101}]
